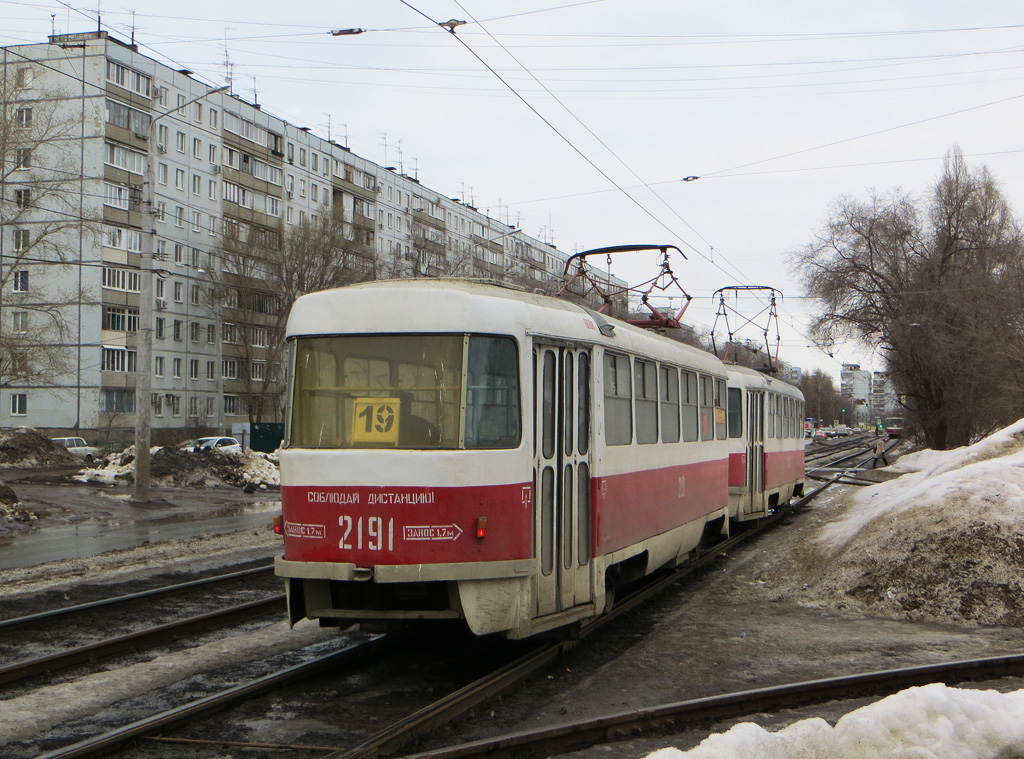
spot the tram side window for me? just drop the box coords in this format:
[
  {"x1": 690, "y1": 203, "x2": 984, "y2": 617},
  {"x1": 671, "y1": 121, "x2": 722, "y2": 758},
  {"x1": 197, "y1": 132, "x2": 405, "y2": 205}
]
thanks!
[
  {"x1": 766, "y1": 393, "x2": 775, "y2": 439},
  {"x1": 634, "y1": 359, "x2": 658, "y2": 444},
  {"x1": 681, "y1": 370, "x2": 698, "y2": 442},
  {"x1": 699, "y1": 374, "x2": 714, "y2": 441},
  {"x1": 603, "y1": 352, "x2": 632, "y2": 445},
  {"x1": 714, "y1": 378, "x2": 727, "y2": 439},
  {"x1": 660, "y1": 365, "x2": 680, "y2": 443},
  {"x1": 727, "y1": 387, "x2": 743, "y2": 438}
]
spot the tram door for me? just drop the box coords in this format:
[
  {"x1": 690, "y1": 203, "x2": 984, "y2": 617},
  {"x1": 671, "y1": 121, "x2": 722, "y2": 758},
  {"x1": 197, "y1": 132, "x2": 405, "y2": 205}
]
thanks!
[
  {"x1": 534, "y1": 343, "x2": 593, "y2": 617},
  {"x1": 744, "y1": 390, "x2": 767, "y2": 516}
]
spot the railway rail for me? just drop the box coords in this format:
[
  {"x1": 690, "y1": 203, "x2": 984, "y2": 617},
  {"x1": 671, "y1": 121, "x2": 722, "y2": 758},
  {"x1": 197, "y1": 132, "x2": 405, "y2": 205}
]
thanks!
[{"x1": 399, "y1": 654, "x2": 1024, "y2": 759}]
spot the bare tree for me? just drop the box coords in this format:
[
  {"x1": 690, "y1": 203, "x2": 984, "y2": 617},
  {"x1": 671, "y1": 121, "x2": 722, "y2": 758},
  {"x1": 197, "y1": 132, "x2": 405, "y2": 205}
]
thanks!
[
  {"x1": 0, "y1": 60, "x2": 93, "y2": 389},
  {"x1": 791, "y1": 148, "x2": 1024, "y2": 449},
  {"x1": 797, "y1": 369, "x2": 841, "y2": 427},
  {"x1": 213, "y1": 212, "x2": 376, "y2": 424}
]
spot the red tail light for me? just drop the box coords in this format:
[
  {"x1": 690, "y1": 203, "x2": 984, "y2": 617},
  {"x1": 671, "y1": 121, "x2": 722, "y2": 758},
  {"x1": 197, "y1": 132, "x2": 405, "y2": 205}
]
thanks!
[
  {"x1": 475, "y1": 516, "x2": 487, "y2": 539},
  {"x1": 273, "y1": 515, "x2": 283, "y2": 534}
]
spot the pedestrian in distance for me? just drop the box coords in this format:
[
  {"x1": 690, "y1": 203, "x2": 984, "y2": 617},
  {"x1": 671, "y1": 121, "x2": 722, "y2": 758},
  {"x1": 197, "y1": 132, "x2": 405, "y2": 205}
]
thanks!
[{"x1": 872, "y1": 434, "x2": 890, "y2": 468}]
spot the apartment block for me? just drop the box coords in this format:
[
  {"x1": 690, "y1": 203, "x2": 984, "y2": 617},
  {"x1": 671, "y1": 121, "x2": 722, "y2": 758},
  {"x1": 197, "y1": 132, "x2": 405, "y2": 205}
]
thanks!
[{"x1": 1, "y1": 31, "x2": 607, "y2": 445}]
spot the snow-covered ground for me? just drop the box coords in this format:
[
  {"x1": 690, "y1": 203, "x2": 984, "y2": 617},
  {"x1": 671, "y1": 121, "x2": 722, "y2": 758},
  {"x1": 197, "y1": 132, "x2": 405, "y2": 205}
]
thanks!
[
  {"x1": 660, "y1": 421, "x2": 1024, "y2": 758},
  {"x1": 655, "y1": 683, "x2": 1024, "y2": 759}
]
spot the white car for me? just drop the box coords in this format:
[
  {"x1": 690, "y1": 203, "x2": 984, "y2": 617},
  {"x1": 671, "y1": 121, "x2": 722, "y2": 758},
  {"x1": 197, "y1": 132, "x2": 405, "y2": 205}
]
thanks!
[
  {"x1": 52, "y1": 436, "x2": 103, "y2": 464},
  {"x1": 185, "y1": 436, "x2": 242, "y2": 454}
]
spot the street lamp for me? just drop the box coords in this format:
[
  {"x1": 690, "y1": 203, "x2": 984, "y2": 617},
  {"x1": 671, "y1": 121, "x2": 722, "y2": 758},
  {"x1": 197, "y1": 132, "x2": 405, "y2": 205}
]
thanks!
[{"x1": 134, "y1": 83, "x2": 229, "y2": 503}]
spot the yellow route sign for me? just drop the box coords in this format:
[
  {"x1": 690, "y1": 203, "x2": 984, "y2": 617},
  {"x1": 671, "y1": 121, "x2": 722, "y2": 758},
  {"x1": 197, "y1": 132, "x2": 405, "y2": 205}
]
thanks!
[{"x1": 352, "y1": 397, "x2": 401, "y2": 445}]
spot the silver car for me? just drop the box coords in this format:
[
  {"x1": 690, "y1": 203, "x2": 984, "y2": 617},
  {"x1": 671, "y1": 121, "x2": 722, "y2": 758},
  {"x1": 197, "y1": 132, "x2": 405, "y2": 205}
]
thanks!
[{"x1": 52, "y1": 436, "x2": 103, "y2": 464}]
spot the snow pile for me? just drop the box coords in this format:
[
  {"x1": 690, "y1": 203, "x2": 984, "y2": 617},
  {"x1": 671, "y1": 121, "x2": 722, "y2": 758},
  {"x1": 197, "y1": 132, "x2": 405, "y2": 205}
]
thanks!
[
  {"x1": 653, "y1": 683, "x2": 1024, "y2": 759},
  {"x1": 73, "y1": 445, "x2": 280, "y2": 490},
  {"x1": 0, "y1": 427, "x2": 77, "y2": 467},
  {"x1": 797, "y1": 419, "x2": 1024, "y2": 626}
]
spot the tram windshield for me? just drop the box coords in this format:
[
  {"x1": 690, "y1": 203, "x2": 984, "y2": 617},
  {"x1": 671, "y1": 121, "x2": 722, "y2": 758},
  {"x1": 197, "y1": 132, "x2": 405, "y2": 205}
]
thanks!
[{"x1": 288, "y1": 334, "x2": 521, "y2": 450}]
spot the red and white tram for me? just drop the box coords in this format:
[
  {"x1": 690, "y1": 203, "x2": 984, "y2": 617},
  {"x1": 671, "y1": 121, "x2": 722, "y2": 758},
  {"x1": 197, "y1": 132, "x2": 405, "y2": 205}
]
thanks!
[{"x1": 275, "y1": 280, "x2": 805, "y2": 639}]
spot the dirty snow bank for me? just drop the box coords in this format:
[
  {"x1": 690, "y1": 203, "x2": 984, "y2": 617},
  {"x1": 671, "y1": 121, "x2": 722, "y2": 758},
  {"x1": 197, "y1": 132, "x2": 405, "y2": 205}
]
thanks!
[
  {"x1": 795, "y1": 419, "x2": 1024, "y2": 626},
  {"x1": 657, "y1": 683, "x2": 1024, "y2": 759},
  {"x1": 74, "y1": 445, "x2": 280, "y2": 489}
]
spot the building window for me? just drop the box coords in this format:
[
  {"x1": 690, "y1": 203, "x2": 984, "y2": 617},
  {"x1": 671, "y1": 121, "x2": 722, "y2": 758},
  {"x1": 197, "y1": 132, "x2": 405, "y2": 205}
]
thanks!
[
  {"x1": 104, "y1": 306, "x2": 139, "y2": 332},
  {"x1": 193, "y1": 137, "x2": 202, "y2": 158},
  {"x1": 169, "y1": 394, "x2": 181, "y2": 416},
  {"x1": 207, "y1": 361, "x2": 216, "y2": 380},
  {"x1": 15, "y1": 66, "x2": 33, "y2": 88},
  {"x1": 153, "y1": 393, "x2": 164, "y2": 416},
  {"x1": 13, "y1": 228, "x2": 29, "y2": 252},
  {"x1": 172, "y1": 357, "x2": 182, "y2": 378},
  {"x1": 14, "y1": 188, "x2": 31, "y2": 208},
  {"x1": 13, "y1": 270, "x2": 29, "y2": 293},
  {"x1": 222, "y1": 358, "x2": 237, "y2": 379},
  {"x1": 209, "y1": 108, "x2": 218, "y2": 128},
  {"x1": 189, "y1": 396, "x2": 199, "y2": 417},
  {"x1": 103, "y1": 182, "x2": 131, "y2": 210},
  {"x1": 189, "y1": 359, "x2": 199, "y2": 380},
  {"x1": 207, "y1": 324, "x2": 216, "y2": 344},
  {"x1": 191, "y1": 211, "x2": 201, "y2": 231},
  {"x1": 251, "y1": 326, "x2": 268, "y2": 348},
  {"x1": 175, "y1": 206, "x2": 185, "y2": 227},
  {"x1": 106, "y1": 59, "x2": 151, "y2": 97},
  {"x1": 155, "y1": 356, "x2": 164, "y2": 376},
  {"x1": 14, "y1": 148, "x2": 30, "y2": 168},
  {"x1": 192, "y1": 173, "x2": 202, "y2": 195},
  {"x1": 10, "y1": 393, "x2": 27, "y2": 416},
  {"x1": 173, "y1": 282, "x2": 184, "y2": 303},
  {"x1": 155, "y1": 317, "x2": 165, "y2": 339},
  {"x1": 102, "y1": 347, "x2": 137, "y2": 372},
  {"x1": 104, "y1": 141, "x2": 145, "y2": 174},
  {"x1": 15, "y1": 106, "x2": 32, "y2": 129},
  {"x1": 251, "y1": 360, "x2": 266, "y2": 382},
  {"x1": 12, "y1": 311, "x2": 28, "y2": 333},
  {"x1": 100, "y1": 388, "x2": 135, "y2": 413},
  {"x1": 176, "y1": 130, "x2": 185, "y2": 152},
  {"x1": 190, "y1": 321, "x2": 200, "y2": 342},
  {"x1": 173, "y1": 320, "x2": 183, "y2": 341},
  {"x1": 224, "y1": 394, "x2": 239, "y2": 415}
]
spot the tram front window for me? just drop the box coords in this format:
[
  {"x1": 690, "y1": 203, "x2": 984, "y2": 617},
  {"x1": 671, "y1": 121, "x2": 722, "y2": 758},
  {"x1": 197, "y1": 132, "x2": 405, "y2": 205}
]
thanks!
[{"x1": 289, "y1": 334, "x2": 521, "y2": 450}]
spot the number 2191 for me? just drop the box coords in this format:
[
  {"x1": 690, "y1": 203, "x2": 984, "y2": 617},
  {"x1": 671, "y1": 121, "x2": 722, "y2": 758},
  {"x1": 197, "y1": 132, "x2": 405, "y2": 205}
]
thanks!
[{"x1": 339, "y1": 515, "x2": 394, "y2": 551}]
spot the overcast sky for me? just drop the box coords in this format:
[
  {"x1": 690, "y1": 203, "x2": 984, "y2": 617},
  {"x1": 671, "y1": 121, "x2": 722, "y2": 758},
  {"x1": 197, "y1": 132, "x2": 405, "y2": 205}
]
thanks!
[{"x1": 5, "y1": 0, "x2": 1023, "y2": 376}]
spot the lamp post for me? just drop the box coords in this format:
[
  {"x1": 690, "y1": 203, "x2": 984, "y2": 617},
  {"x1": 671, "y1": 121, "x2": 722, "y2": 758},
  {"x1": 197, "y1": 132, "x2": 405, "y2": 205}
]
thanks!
[{"x1": 134, "y1": 84, "x2": 229, "y2": 503}]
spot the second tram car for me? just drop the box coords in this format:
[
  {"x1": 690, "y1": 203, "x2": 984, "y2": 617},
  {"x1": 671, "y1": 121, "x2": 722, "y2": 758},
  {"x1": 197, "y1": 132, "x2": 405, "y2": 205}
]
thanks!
[{"x1": 275, "y1": 280, "x2": 805, "y2": 639}]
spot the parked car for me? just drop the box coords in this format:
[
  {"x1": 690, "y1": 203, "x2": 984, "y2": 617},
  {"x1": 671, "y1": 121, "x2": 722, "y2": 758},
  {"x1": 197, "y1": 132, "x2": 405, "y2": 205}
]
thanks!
[
  {"x1": 834, "y1": 425, "x2": 851, "y2": 437},
  {"x1": 182, "y1": 436, "x2": 242, "y2": 454},
  {"x1": 51, "y1": 436, "x2": 103, "y2": 464}
]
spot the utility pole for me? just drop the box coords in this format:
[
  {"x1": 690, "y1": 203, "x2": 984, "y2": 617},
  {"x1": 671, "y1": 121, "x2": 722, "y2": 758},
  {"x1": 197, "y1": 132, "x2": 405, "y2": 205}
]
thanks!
[{"x1": 134, "y1": 84, "x2": 229, "y2": 503}]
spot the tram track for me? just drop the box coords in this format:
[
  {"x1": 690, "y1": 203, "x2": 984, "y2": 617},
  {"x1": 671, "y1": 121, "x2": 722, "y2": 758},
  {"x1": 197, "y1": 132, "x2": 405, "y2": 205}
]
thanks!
[
  {"x1": 399, "y1": 653, "x2": 1024, "y2": 759},
  {"x1": 0, "y1": 565, "x2": 282, "y2": 688}
]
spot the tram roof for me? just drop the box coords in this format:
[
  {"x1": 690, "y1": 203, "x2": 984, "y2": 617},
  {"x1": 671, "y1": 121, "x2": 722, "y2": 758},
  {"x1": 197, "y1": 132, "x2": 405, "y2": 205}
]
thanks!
[{"x1": 287, "y1": 279, "x2": 727, "y2": 375}]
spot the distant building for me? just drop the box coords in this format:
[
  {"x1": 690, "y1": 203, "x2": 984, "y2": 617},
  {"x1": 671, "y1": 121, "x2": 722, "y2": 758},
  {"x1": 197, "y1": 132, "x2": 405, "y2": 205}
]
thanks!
[{"x1": 840, "y1": 363, "x2": 872, "y2": 425}]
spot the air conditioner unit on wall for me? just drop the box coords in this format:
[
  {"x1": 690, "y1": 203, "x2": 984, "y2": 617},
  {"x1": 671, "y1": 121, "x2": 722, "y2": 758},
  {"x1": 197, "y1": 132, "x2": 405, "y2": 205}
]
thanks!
[
  {"x1": 156, "y1": 144, "x2": 167, "y2": 153},
  {"x1": 155, "y1": 298, "x2": 167, "y2": 310},
  {"x1": 212, "y1": 165, "x2": 221, "y2": 174}
]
